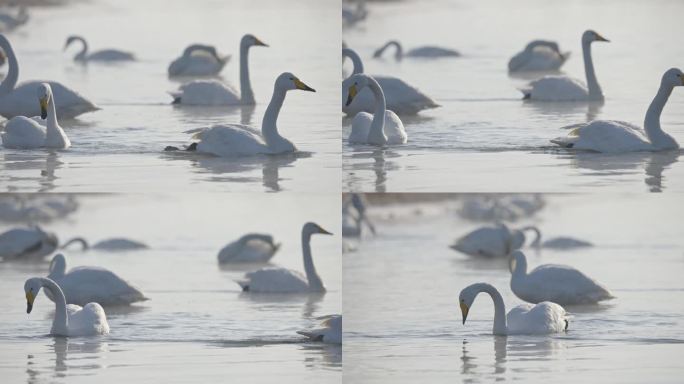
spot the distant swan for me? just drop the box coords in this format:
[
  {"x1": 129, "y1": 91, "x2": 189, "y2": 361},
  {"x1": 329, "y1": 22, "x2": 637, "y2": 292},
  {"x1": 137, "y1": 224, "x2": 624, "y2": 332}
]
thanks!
[
  {"x1": 24, "y1": 276, "x2": 110, "y2": 336},
  {"x1": 168, "y1": 44, "x2": 229, "y2": 77},
  {"x1": 509, "y1": 250, "x2": 614, "y2": 305},
  {"x1": 508, "y1": 40, "x2": 569, "y2": 72},
  {"x1": 551, "y1": 68, "x2": 683, "y2": 152},
  {"x1": 460, "y1": 282, "x2": 568, "y2": 335},
  {"x1": 0, "y1": 5, "x2": 28, "y2": 31},
  {"x1": 46, "y1": 253, "x2": 148, "y2": 306},
  {"x1": 0, "y1": 226, "x2": 58, "y2": 260},
  {"x1": 522, "y1": 30, "x2": 608, "y2": 101},
  {"x1": 450, "y1": 224, "x2": 540, "y2": 258},
  {"x1": 297, "y1": 314, "x2": 342, "y2": 344},
  {"x1": 342, "y1": 0, "x2": 367, "y2": 27},
  {"x1": 373, "y1": 40, "x2": 460, "y2": 60},
  {"x1": 171, "y1": 34, "x2": 267, "y2": 105},
  {"x1": 342, "y1": 48, "x2": 438, "y2": 116},
  {"x1": 64, "y1": 35, "x2": 135, "y2": 62},
  {"x1": 342, "y1": 194, "x2": 376, "y2": 237},
  {"x1": 542, "y1": 236, "x2": 593, "y2": 249},
  {"x1": 218, "y1": 233, "x2": 280, "y2": 263},
  {"x1": 0, "y1": 34, "x2": 99, "y2": 119},
  {"x1": 237, "y1": 222, "x2": 332, "y2": 293},
  {"x1": 62, "y1": 237, "x2": 148, "y2": 251},
  {"x1": 345, "y1": 73, "x2": 407, "y2": 145},
  {"x1": 2, "y1": 83, "x2": 71, "y2": 149}
]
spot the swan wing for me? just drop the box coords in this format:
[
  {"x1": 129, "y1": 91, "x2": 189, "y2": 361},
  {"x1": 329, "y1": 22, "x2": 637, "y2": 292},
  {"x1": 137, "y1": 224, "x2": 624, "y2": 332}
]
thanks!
[
  {"x1": 510, "y1": 47, "x2": 565, "y2": 72},
  {"x1": 0, "y1": 81, "x2": 98, "y2": 119},
  {"x1": 348, "y1": 112, "x2": 372, "y2": 144},
  {"x1": 67, "y1": 302, "x2": 110, "y2": 336},
  {"x1": 174, "y1": 80, "x2": 240, "y2": 105},
  {"x1": 407, "y1": 46, "x2": 460, "y2": 58},
  {"x1": 384, "y1": 110, "x2": 407, "y2": 144},
  {"x1": 0, "y1": 228, "x2": 45, "y2": 258},
  {"x1": 561, "y1": 120, "x2": 652, "y2": 153},
  {"x1": 218, "y1": 235, "x2": 277, "y2": 263},
  {"x1": 195, "y1": 124, "x2": 270, "y2": 157},
  {"x1": 522, "y1": 264, "x2": 614, "y2": 304},
  {"x1": 92, "y1": 238, "x2": 148, "y2": 251},
  {"x1": 56, "y1": 267, "x2": 147, "y2": 306},
  {"x1": 87, "y1": 49, "x2": 135, "y2": 61},
  {"x1": 168, "y1": 55, "x2": 227, "y2": 76},
  {"x1": 526, "y1": 76, "x2": 588, "y2": 101},
  {"x1": 452, "y1": 225, "x2": 510, "y2": 257},
  {"x1": 507, "y1": 302, "x2": 567, "y2": 334},
  {"x1": 1, "y1": 116, "x2": 47, "y2": 148},
  {"x1": 239, "y1": 267, "x2": 309, "y2": 293},
  {"x1": 343, "y1": 76, "x2": 439, "y2": 116},
  {"x1": 542, "y1": 237, "x2": 593, "y2": 249}
]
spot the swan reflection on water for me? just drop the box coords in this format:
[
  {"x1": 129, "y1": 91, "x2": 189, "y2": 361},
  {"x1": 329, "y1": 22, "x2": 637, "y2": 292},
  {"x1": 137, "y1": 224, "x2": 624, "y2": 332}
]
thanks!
[{"x1": 25, "y1": 337, "x2": 108, "y2": 382}]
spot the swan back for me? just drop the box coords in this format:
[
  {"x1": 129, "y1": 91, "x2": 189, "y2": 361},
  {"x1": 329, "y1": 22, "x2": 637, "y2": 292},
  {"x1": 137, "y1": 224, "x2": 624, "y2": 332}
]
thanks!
[
  {"x1": 0, "y1": 227, "x2": 57, "y2": 259},
  {"x1": 506, "y1": 302, "x2": 567, "y2": 334}
]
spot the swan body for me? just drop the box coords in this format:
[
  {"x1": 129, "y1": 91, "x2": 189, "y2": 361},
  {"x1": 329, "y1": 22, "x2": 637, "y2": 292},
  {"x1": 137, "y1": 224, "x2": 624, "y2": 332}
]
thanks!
[
  {"x1": 508, "y1": 40, "x2": 569, "y2": 72},
  {"x1": 24, "y1": 277, "x2": 109, "y2": 337},
  {"x1": 342, "y1": 48, "x2": 438, "y2": 116},
  {"x1": 374, "y1": 40, "x2": 460, "y2": 60},
  {"x1": 450, "y1": 224, "x2": 540, "y2": 258},
  {"x1": 172, "y1": 34, "x2": 266, "y2": 105},
  {"x1": 509, "y1": 250, "x2": 614, "y2": 305},
  {"x1": 218, "y1": 233, "x2": 280, "y2": 263},
  {"x1": 237, "y1": 222, "x2": 331, "y2": 293},
  {"x1": 523, "y1": 30, "x2": 608, "y2": 101},
  {"x1": 342, "y1": 1, "x2": 367, "y2": 26},
  {"x1": 551, "y1": 68, "x2": 683, "y2": 153},
  {"x1": 346, "y1": 73, "x2": 407, "y2": 145},
  {"x1": 168, "y1": 44, "x2": 229, "y2": 77},
  {"x1": 297, "y1": 314, "x2": 342, "y2": 344},
  {"x1": 0, "y1": 226, "x2": 58, "y2": 260},
  {"x1": 2, "y1": 83, "x2": 71, "y2": 149},
  {"x1": 460, "y1": 283, "x2": 567, "y2": 335},
  {"x1": 186, "y1": 72, "x2": 315, "y2": 157},
  {"x1": 64, "y1": 35, "x2": 135, "y2": 62},
  {"x1": 46, "y1": 253, "x2": 147, "y2": 306},
  {"x1": 0, "y1": 34, "x2": 99, "y2": 119},
  {"x1": 62, "y1": 237, "x2": 148, "y2": 251},
  {"x1": 542, "y1": 237, "x2": 593, "y2": 249}
]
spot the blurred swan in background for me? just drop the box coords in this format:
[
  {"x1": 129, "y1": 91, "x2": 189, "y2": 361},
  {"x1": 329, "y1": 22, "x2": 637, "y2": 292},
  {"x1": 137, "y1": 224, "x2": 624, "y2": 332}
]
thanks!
[
  {"x1": 297, "y1": 314, "x2": 342, "y2": 344},
  {"x1": 342, "y1": 0, "x2": 367, "y2": 27},
  {"x1": 2, "y1": 83, "x2": 71, "y2": 149},
  {"x1": 541, "y1": 236, "x2": 593, "y2": 249},
  {"x1": 0, "y1": 34, "x2": 99, "y2": 119},
  {"x1": 218, "y1": 233, "x2": 280, "y2": 263},
  {"x1": 0, "y1": 195, "x2": 78, "y2": 223},
  {"x1": 64, "y1": 35, "x2": 135, "y2": 62},
  {"x1": 551, "y1": 68, "x2": 682, "y2": 152},
  {"x1": 0, "y1": 226, "x2": 58, "y2": 260},
  {"x1": 450, "y1": 223, "x2": 540, "y2": 258},
  {"x1": 62, "y1": 237, "x2": 148, "y2": 251},
  {"x1": 170, "y1": 34, "x2": 266, "y2": 105},
  {"x1": 342, "y1": 48, "x2": 439, "y2": 116},
  {"x1": 168, "y1": 44, "x2": 229, "y2": 77},
  {"x1": 373, "y1": 40, "x2": 460, "y2": 60},
  {"x1": 508, "y1": 40, "x2": 569, "y2": 72},
  {"x1": 459, "y1": 282, "x2": 568, "y2": 335},
  {"x1": 46, "y1": 253, "x2": 148, "y2": 306},
  {"x1": 342, "y1": 194, "x2": 376, "y2": 237},
  {"x1": 346, "y1": 73, "x2": 407, "y2": 146},
  {"x1": 0, "y1": 5, "x2": 28, "y2": 32},
  {"x1": 458, "y1": 195, "x2": 545, "y2": 222},
  {"x1": 24, "y1": 277, "x2": 110, "y2": 337},
  {"x1": 237, "y1": 222, "x2": 331, "y2": 293},
  {"x1": 522, "y1": 30, "x2": 608, "y2": 101}
]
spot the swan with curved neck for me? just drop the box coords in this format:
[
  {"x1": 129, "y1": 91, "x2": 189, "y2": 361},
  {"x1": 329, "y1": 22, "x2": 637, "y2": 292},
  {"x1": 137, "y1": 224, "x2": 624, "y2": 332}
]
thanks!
[
  {"x1": 346, "y1": 73, "x2": 407, "y2": 146},
  {"x1": 0, "y1": 34, "x2": 99, "y2": 119},
  {"x1": 551, "y1": 68, "x2": 683, "y2": 152},
  {"x1": 64, "y1": 35, "x2": 135, "y2": 62},
  {"x1": 450, "y1": 224, "x2": 541, "y2": 258},
  {"x1": 168, "y1": 44, "x2": 229, "y2": 77},
  {"x1": 373, "y1": 40, "x2": 460, "y2": 60},
  {"x1": 523, "y1": 30, "x2": 608, "y2": 101},
  {"x1": 508, "y1": 40, "x2": 569, "y2": 72},
  {"x1": 170, "y1": 34, "x2": 266, "y2": 105},
  {"x1": 1, "y1": 83, "x2": 71, "y2": 149},
  {"x1": 342, "y1": 48, "x2": 439, "y2": 115},
  {"x1": 459, "y1": 282, "x2": 568, "y2": 335},
  {"x1": 237, "y1": 222, "x2": 332, "y2": 293},
  {"x1": 24, "y1": 276, "x2": 110, "y2": 336},
  {"x1": 509, "y1": 250, "x2": 614, "y2": 305}
]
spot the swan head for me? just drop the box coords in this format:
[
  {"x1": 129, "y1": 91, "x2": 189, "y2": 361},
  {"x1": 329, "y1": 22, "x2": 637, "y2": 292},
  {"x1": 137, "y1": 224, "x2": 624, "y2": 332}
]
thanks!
[
  {"x1": 662, "y1": 68, "x2": 684, "y2": 87},
  {"x1": 24, "y1": 277, "x2": 43, "y2": 314},
  {"x1": 37, "y1": 83, "x2": 52, "y2": 119},
  {"x1": 303, "y1": 222, "x2": 333, "y2": 237},
  {"x1": 242, "y1": 34, "x2": 268, "y2": 48},
  {"x1": 277, "y1": 72, "x2": 316, "y2": 92},
  {"x1": 459, "y1": 285, "x2": 480, "y2": 325},
  {"x1": 63, "y1": 35, "x2": 82, "y2": 51},
  {"x1": 582, "y1": 30, "x2": 609, "y2": 44},
  {"x1": 345, "y1": 73, "x2": 370, "y2": 106}
]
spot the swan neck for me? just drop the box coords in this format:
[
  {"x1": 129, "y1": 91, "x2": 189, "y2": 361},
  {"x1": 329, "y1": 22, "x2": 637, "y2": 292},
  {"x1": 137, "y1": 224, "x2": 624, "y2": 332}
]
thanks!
[
  {"x1": 73, "y1": 36, "x2": 88, "y2": 61},
  {"x1": 582, "y1": 41, "x2": 602, "y2": 98},
  {"x1": 522, "y1": 226, "x2": 541, "y2": 247},
  {"x1": 512, "y1": 252, "x2": 528, "y2": 277},
  {"x1": 476, "y1": 283, "x2": 507, "y2": 335},
  {"x1": 367, "y1": 77, "x2": 388, "y2": 145},
  {"x1": 0, "y1": 36, "x2": 19, "y2": 95},
  {"x1": 41, "y1": 278, "x2": 68, "y2": 334},
  {"x1": 389, "y1": 41, "x2": 403, "y2": 59},
  {"x1": 644, "y1": 81, "x2": 673, "y2": 144},
  {"x1": 343, "y1": 48, "x2": 364, "y2": 75},
  {"x1": 261, "y1": 86, "x2": 287, "y2": 147},
  {"x1": 239, "y1": 42, "x2": 254, "y2": 104},
  {"x1": 302, "y1": 231, "x2": 324, "y2": 291}
]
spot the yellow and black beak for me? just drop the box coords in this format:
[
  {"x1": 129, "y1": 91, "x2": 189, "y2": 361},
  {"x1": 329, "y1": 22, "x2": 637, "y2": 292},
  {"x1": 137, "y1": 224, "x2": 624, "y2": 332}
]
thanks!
[
  {"x1": 294, "y1": 78, "x2": 316, "y2": 92},
  {"x1": 345, "y1": 84, "x2": 358, "y2": 106},
  {"x1": 39, "y1": 97, "x2": 48, "y2": 119},
  {"x1": 26, "y1": 291, "x2": 35, "y2": 314},
  {"x1": 680, "y1": 74, "x2": 684, "y2": 86},
  {"x1": 460, "y1": 302, "x2": 469, "y2": 325},
  {"x1": 318, "y1": 226, "x2": 333, "y2": 235},
  {"x1": 595, "y1": 33, "x2": 610, "y2": 42},
  {"x1": 254, "y1": 37, "x2": 268, "y2": 47}
]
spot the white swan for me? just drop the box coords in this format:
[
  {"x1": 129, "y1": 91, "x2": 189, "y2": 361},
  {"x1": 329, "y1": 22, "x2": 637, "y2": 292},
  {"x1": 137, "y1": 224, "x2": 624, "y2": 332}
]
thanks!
[
  {"x1": 168, "y1": 44, "x2": 229, "y2": 77},
  {"x1": 237, "y1": 222, "x2": 331, "y2": 293},
  {"x1": 24, "y1": 277, "x2": 110, "y2": 337},
  {"x1": 458, "y1": 195, "x2": 546, "y2": 222},
  {"x1": 522, "y1": 30, "x2": 608, "y2": 101},
  {"x1": 297, "y1": 314, "x2": 342, "y2": 344},
  {"x1": 0, "y1": 226, "x2": 58, "y2": 260},
  {"x1": 64, "y1": 35, "x2": 135, "y2": 62},
  {"x1": 551, "y1": 68, "x2": 683, "y2": 152},
  {"x1": 342, "y1": 48, "x2": 439, "y2": 116},
  {"x1": 541, "y1": 237, "x2": 593, "y2": 249},
  {"x1": 509, "y1": 250, "x2": 614, "y2": 305},
  {"x1": 62, "y1": 237, "x2": 148, "y2": 251},
  {"x1": 373, "y1": 40, "x2": 460, "y2": 60},
  {"x1": 342, "y1": 194, "x2": 376, "y2": 237},
  {"x1": 459, "y1": 283, "x2": 568, "y2": 335},
  {"x1": 508, "y1": 40, "x2": 569, "y2": 72},
  {"x1": 176, "y1": 72, "x2": 315, "y2": 156},
  {"x1": 2, "y1": 83, "x2": 71, "y2": 149},
  {"x1": 218, "y1": 233, "x2": 280, "y2": 263},
  {"x1": 0, "y1": 34, "x2": 99, "y2": 119},
  {"x1": 345, "y1": 73, "x2": 407, "y2": 146},
  {"x1": 450, "y1": 224, "x2": 540, "y2": 258},
  {"x1": 46, "y1": 253, "x2": 147, "y2": 306},
  {"x1": 171, "y1": 34, "x2": 266, "y2": 105}
]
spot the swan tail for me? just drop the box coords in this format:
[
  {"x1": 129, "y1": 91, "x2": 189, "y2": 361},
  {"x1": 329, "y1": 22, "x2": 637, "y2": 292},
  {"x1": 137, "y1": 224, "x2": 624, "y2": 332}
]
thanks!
[
  {"x1": 550, "y1": 138, "x2": 574, "y2": 148},
  {"x1": 168, "y1": 92, "x2": 182, "y2": 104},
  {"x1": 296, "y1": 330, "x2": 324, "y2": 341},
  {"x1": 236, "y1": 280, "x2": 250, "y2": 291},
  {"x1": 520, "y1": 88, "x2": 532, "y2": 100}
]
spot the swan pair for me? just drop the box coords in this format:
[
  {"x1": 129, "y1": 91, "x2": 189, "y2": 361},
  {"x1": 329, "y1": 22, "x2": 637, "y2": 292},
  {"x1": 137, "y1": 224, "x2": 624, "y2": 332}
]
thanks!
[
  {"x1": 374, "y1": 40, "x2": 460, "y2": 60},
  {"x1": 64, "y1": 35, "x2": 135, "y2": 62},
  {"x1": 450, "y1": 224, "x2": 540, "y2": 258},
  {"x1": 0, "y1": 34, "x2": 98, "y2": 119},
  {"x1": 168, "y1": 44, "x2": 229, "y2": 77},
  {"x1": 508, "y1": 40, "x2": 569, "y2": 72},
  {"x1": 237, "y1": 222, "x2": 331, "y2": 293},
  {"x1": 218, "y1": 233, "x2": 280, "y2": 263}
]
